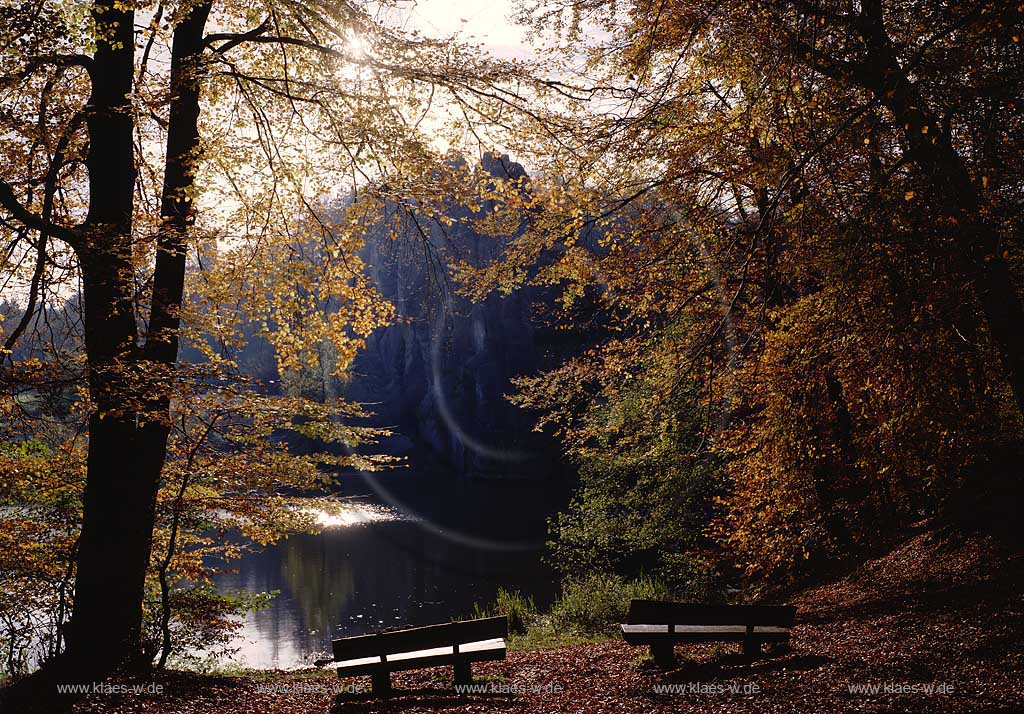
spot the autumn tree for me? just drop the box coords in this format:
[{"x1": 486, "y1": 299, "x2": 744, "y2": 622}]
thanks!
[
  {"x1": 0, "y1": 0, "x2": 541, "y2": 678},
  {"x1": 461, "y1": 0, "x2": 1022, "y2": 581}
]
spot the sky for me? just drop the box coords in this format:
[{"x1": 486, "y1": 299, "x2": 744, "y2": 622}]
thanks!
[{"x1": 390, "y1": 0, "x2": 536, "y2": 59}]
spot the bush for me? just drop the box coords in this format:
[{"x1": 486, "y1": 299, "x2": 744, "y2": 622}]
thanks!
[
  {"x1": 142, "y1": 587, "x2": 276, "y2": 670},
  {"x1": 473, "y1": 588, "x2": 537, "y2": 635},
  {"x1": 657, "y1": 552, "x2": 724, "y2": 603},
  {"x1": 549, "y1": 573, "x2": 672, "y2": 635}
]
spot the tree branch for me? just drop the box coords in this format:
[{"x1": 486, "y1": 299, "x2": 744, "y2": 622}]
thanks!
[
  {"x1": 0, "y1": 179, "x2": 79, "y2": 246},
  {"x1": 3, "y1": 111, "x2": 85, "y2": 353},
  {"x1": 0, "y1": 54, "x2": 93, "y2": 89},
  {"x1": 204, "y1": 18, "x2": 272, "y2": 54},
  {"x1": 208, "y1": 32, "x2": 345, "y2": 60}
]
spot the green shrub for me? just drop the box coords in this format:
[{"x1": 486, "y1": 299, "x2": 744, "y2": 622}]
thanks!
[
  {"x1": 549, "y1": 573, "x2": 672, "y2": 635},
  {"x1": 657, "y1": 553, "x2": 724, "y2": 603},
  {"x1": 472, "y1": 588, "x2": 537, "y2": 635},
  {"x1": 623, "y1": 574, "x2": 674, "y2": 602}
]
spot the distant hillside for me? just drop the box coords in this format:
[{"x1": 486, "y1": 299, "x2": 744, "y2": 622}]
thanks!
[{"x1": 342, "y1": 153, "x2": 577, "y2": 478}]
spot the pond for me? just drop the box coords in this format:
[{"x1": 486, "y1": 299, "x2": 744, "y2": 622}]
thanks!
[{"x1": 214, "y1": 470, "x2": 570, "y2": 669}]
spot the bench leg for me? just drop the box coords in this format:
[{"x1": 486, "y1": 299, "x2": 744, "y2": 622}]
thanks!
[
  {"x1": 371, "y1": 670, "x2": 391, "y2": 697},
  {"x1": 650, "y1": 642, "x2": 675, "y2": 668},
  {"x1": 743, "y1": 638, "x2": 761, "y2": 661},
  {"x1": 454, "y1": 660, "x2": 473, "y2": 686}
]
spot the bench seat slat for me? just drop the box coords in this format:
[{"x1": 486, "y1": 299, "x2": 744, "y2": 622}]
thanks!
[
  {"x1": 457, "y1": 637, "x2": 507, "y2": 654},
  {"x1": 621, "y1": 624, "x2": 791, "y2": 645},
  {"x1": 622, "y1": 625, "x2": 791, "y2": 635},
  {"x1": 334, "y1": 655, "x2": 383, "y2": 669},
  {"x1": 336, "y1": 639, "x2": 506, "y2": 678},
  {"x1": 345, "y1": 636, "x2": 504, "y2": 665},
  {"x1": 621, "y1": 632, "x2": 791, "y2": 644},
  {"x1": 386, "y1": 644, "x2": 453, "y2": 662},
  {"x1": 622, "y1": 624, "x2": 670, "y2": 634}
]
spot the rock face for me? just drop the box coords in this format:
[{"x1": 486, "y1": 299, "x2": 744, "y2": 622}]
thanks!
[{"x1": 342, "y1": 154, "x2": 562, "y2": 478}]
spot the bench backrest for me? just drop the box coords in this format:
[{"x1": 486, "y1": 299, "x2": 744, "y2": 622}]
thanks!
[
  {"x1": 332, "y1": 616, "x2": 508, "y2": 661},
  {"x1": 626, "y1": 600, "x2": 796, "y2": 627}
]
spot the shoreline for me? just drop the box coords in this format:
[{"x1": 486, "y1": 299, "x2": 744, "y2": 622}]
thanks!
[{"x1": 5, "y1": 524, "x2": 1020, "y2": 713}]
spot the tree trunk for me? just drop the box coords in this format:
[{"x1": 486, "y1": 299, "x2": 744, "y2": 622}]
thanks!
[
  {"x1": 61, "y1": 0, "x2": 148, "y2": 677},
  {"x1": 66, "y1": 243, "x2": 170, "y2": 675},
  {"x1": 67, "y1": 411, "x2": 169, "y2": 675},
  {"x1": 147, "y1": 0, "x2": 212, "y2": 365},
  {"x1": 62, "y1": 0, "x2": 213, "y2": 677}
]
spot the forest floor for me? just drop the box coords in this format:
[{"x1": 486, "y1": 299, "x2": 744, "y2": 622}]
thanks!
[{"x1": 5, "y1": 522, "x2": 1022, "y2": 713}]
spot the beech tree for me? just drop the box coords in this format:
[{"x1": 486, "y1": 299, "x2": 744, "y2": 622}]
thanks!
[
  {"x1": 0, "y1": 0, "x2": 537, "y2": 676},
  {"x1": 464, "y1": 0, "x2": 1022, "y2": 580},
  {"x1": 496, "y1": 0, "x2": 1023, "y2": 405}
]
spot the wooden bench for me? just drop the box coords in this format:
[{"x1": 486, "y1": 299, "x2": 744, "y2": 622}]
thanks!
[
  {"x1": 620, "y1": 599, "x2": 796, "y2": 667},
  {"x1": 330, "y1": 616, "x2": 508, "y2": 696}
]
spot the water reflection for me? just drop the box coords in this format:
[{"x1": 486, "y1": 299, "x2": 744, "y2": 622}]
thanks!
[
  {"x1": 308, "y1": 501, "x2": 402, "y2": 528},
  {"x1": 215, "y1": 471, "x2": 567, "y2": 669}
]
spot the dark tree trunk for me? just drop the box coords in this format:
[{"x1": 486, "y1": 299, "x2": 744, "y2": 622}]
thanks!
[
  {"x1": 63, "y1": 0, "x2": 211, "y2": 677},
  {"x1": 67, "y1": 399, "x2": 170, "y2": 675},
  {"x1": 150, "y1": 2, "x2": 213, "y2": 670},
  {"x1": 63, "y1": 0, "x2": 146, "y2": 676},
  {"x1": 147, "y1": 0, "x2": 212, "y2": 365}
]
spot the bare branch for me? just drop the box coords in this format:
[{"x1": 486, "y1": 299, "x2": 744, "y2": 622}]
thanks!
[
  {"x1": 203, "y1": 18, "x2": 273, "y2": 54},
  {"x1": 0, "y1": 180, "x2": 80, "y2": 247}
]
